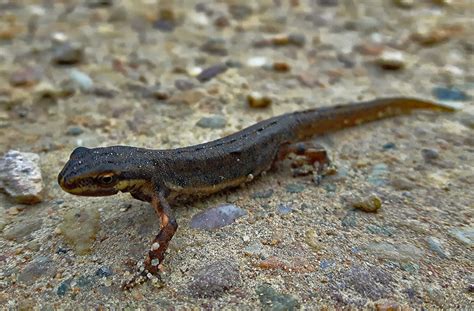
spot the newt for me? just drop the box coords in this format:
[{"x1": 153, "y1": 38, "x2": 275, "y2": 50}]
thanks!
[{"x1": 57, "y1": 97, "x2": 455, "y2": 289}]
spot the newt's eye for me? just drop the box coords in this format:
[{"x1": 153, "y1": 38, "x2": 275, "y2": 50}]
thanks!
[{"x1": 98, "y1": 173, "x2": 115, "y2": 185}]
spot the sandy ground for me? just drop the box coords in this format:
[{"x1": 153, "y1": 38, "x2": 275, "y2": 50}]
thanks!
[{"x1": 0, "y1": 0, "x2": 473, "y2": 309}]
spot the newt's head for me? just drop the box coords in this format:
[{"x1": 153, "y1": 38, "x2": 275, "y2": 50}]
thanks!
[{"x1": 58, "y1": 146, "x2": 150, "y2": 196}]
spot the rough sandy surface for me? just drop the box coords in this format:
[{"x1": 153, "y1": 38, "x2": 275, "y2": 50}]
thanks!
[{"x1": 0, "y1": 0, "x2": 473, "y2": 309}]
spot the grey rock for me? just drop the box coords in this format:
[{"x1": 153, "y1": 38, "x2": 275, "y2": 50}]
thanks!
[
  {"x1": 190, "y1": 204, "x2": 246, "y2": 230},
  {"x1": 336, "y1": 266, "x2": 393, "y2": 301},
  {"x1": 363, "y1": 242, "x2": 424, "y2": 262},
  {"x1": 52, "y1": 42, "x2": 84, "y2": 65},
  {"x1": 69, "y1": 69, "x2": 93, "y2": 91},
  {"x1": 17, "y1": 256, "x2": 56, "y2": 285},
  {"x1": 65, "y1": 126, "x2": 84, "y2": 136},
  {"x1": 3, "y1": 219, "x2": 43, "y2": 242},
  {"x1": 421, "y1": 148, "x2": 440, "y2": 162},
  {"x1": 196, "y1": 64, "x2": 228, "y2": 82},
  {"x1": 196, "y1": 115, "x2": 227, "y2": 129},
  {"x1": 448, "y1": 227, "x2": 474, "y2": 246},
  {"x1": 256, "y1": 284, "x2": 300, "y2": 311},
  {"x1": 0, "y1": 150, "x2": 43, "y2": 204},
  {"x1": 426, "y1": 236, "x2": 450, "y2": 258},
  {"x1": 189, "y1": 260, "x2": 241, "y2": 298}
]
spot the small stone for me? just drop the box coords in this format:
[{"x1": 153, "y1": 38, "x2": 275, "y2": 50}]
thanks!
[
  {"x1": 9, "y1": 67, "x2": 42, "y2": 87},
  {"x1": 188, "y1": 260, "x2": 241, "y2": 298},
  {"x1": 251, "y1": 189, "x2": 274, "y2": 199},
  {"x1": 305, "y1": 229, "x2": 322, "y2": 251},
  {"x1": 288, "y1": 33, "x2": 306, "y2": 47},
  {"x1": 256, "y1": 284, "x2": 300, "y2": 311},
  {"x1": 363, "y1": 242, "x2": 424, "y2": 262},
  {"x1": 196, "y1": 64, "x2": 228, "y2": 82},
  {"x1": 69, "y1": 69, "x2": 93, "y2": 91},
  {"x1": 95, "y1": 266, "x2": 113, "y2": 278},
  {"x1": 17, "y1": 256, "x2": 56, "y2": 285},
  {"x1": 421, "y1": 148, "x2": 439, "y2": 162},
  {"x1": 3, "y1": 219, "x2": 43, "y2": 242},
  {"x1": 0, "y1": 150, "x2": 43, "y2": 204},
  {"x1": 57, "y1": 279, "x2": 72, "y2": 296},
  {"x1": 272, "y1": 62, "x2": 291, "y2": 72},
  {"x1": 448, "y1": 227, "x2": 474, "y2": 246},
  {"x1": 86, "y1": 0, "x2": 113, "y2": 8},
  {"x1": 190, "y1": 204, "x2": 246, "y2": 230},
  {"x1": 426, "y1": 236, "x2": 450, "y2": 259},
  {"x1": 65, "y1": 126, "x2": 84, "y2": 136},
  {"x1": 247, "y1": 92, "x2": 272, "y2": 108},
  {"x1": 228, "y1": 4, "x2": 252, "y2": 20},
  {"x1": 350, "y1": 194, "x2": 382, "y2": 213},
  {"x1": 247, "y1": 57, "x2": 268, "y2": 67},
  {"x1": 276, "y1": 203, "x2": 292, "y2": 215},
  {"x1": 382, "y1": 142, "x2": 396, "y2": 150},
  {"x1": 338, "y1": 266, "x2": 393, "y2": 300},
  {"x1": 174, "y1": 79, "x2": 195, "y2": 91},
  {"x1": 318, "y1": 0, "x2": 339, "y2": 6},
  {"x1": 433, "y1": 87, "x2": 470, "y2": 101},
  {"x1": 393, "y1": 0, "x2": 415, "y2": 8},
  {"x1": 153, "y1": 8, "x2": 178, "y2": 32},
  {"x1": 196, "y1": 115, "x2": 227, "y2": 129},
  {"x1": 374, "y1": 299, "x2": 401, "y2": 311},
  {"x1": 52, "y1": 42, "x2": 84, "y2": 65},
  {"x1": 377, "y1": 50, "x2": 407, "y2": 70},
  {"x1": 368, "y1": 163, "x2": 389, "y2": 186},
  {"x1": 285, "y1": 183, "x2": 305, "y2": 193},
  {"x1": 412, "y1": 24, "x2": 463, "y2": 46},
  {"x1": 60, "y1": 207, "x2": 100, "y2": 255},
  {"x1": 200, "y1": 39, "x2": 228, "y2": 56}
]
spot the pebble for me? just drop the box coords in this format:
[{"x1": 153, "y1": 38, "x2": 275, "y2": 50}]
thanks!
[
  {"x1": 0, "y1": 150, "x2": 43, "y2": 204},
  {"x1": 272, "y1": 62, "x2": 291, "y2": 72},
  {"x1": 17, "y1": 256, "x2": 56, "y2": 285},
  {"x1": 350, "y1": 194, "x2": 382, "y2": 213},
  {"x1": 251, "y1": 189, "x2": 274, "y2": 199},
  {"x1": 189, "y1": 204, "x2": 247, "y2": 230},
  {"x1": 276, "y1": 203, "x2": 293, "y2": 215},
  {"x1": 52, "y1": 42, "x2": 85, "y2": 65},
  {"x1": 65, "y1": 126, "x2": 84, "y2": 136},
  {"x1": 305, "y1": 229, "x2": 323, "y2": 251},
  {"x1": 247, "y1": 56, "x2": 268, "y2": 67},
  {"x1": 368, "y1": 163, "x2": 389, "y2": 186},
  {"x1": 247, "y1": 92, "x2": 272, "y2": 108},
  {"x1": 448, "y1": 227, "x2": 473, "y2": 246},
  {"x1": 60, "y1": 208, "x2": 100, "y2": 255},
  {"x1": 382, "y1": 142, "x2": 396, "y2": 150},
  {"x1": 285, "y1": 183, "x2": 305, "y2": 193},
  {"x1": 3, "y1": 219, "x2": 43, "y2": 242},
  {"x1": 256, "y1": 284, "x2": 300, "y2": 311},
  {"x1": 174, "y1": 79, "x2": 195, "y2": 91},
  {"x1": 196, "y1": 64, "x2": 228, "y2": 83},
  {"x1": 200, "y1": 39, "x2": 228, "y2": 56},
  {"x1": 426, "y1": 236, "x2": 450, "y2": 259},
  {"x1": 421, "y1": 148, "x2": 439, "y2": 162},
  {"x1": 363, "y1": 242, "x2": 424, "y2": 262},
  {"x1": 432, "y1": 87, "x2": 470, "y2": 101},
  {"x1": 9, "y1": 67, "x2": 41, "y2": 87},
  {"x1": 390, "y1": 176, "x2": 415, "y2": 191},
  {"x1": 69, "y1": 69, "x2": 94, "y2": 91},
  {"x1": 188, "y1": 260, "x2": 241, "y2": 298},
  {"x1": 196, "y1": 115, "x2": 227, "y2": 129},
  {"x1": 95, "y1": 266, "x2": 113, "y2": 278},
  {"x1": 376, "y1": 50, "x2": 407, "y2": 70},
  {"x1": 153, "y1": 8, "x2": 178, "y2": 32},
  {"x1": 318, "y1": 0, "x2": 339, "y2": 6}
]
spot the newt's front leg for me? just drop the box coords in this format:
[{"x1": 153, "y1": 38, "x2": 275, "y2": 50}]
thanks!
[{"x1": 122, "y1": 190, "x2": 178, "y2": 290}]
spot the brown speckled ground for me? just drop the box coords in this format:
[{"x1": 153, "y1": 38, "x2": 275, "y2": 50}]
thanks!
[{"x1": 0, "y1": 0, "x2": 473, "y2": 309}]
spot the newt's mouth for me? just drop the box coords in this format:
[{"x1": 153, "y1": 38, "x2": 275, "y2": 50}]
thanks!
[{"x1": 58, "y1": 174, "x2": 118, "y2": 197}]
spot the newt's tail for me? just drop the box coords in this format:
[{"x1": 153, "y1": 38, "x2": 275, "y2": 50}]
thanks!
[{"x1": 291, "y1": 97, "x2": 460, "y2": 141}]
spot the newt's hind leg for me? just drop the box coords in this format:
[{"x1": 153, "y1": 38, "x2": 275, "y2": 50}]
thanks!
[
  {"x1": 277, "y1": 141, "x2": 332, "y2": 180},
  {"x1": 122, "y1": 191, "x2": 178, "y2": 290}
]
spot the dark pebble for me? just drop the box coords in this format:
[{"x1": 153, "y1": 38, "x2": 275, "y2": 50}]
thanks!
[
  {"x1": 228, "y1": 4, "x2": 252, "y2": 20},
  {"x1": 175, "y1": 79, "x2": 195, "y2": 91},
  {"x1": 153, "y1": 9, "x2": 177, "y2": 32},
  {"x1": 256, "y1": 284, "x2": 301, "y2": 311},
  {"x1": 52, "y1": 42, "x2": 84, "y2": 65},
  {"x1": 200, "y1": 39, "x2": 228, "y2": 56},
  {"x1": 382, "y1": 142, "x2": 396, "y2": 150},
  {"x1": 65, "y1": 126, "x2": 84, "y2": 136},
  {"x1": 251, "y1": 189, "x2": 274, "y2": 199},
  {"x1": 188, "y1": 260, "x2": 241, "y2": 298},
  {"x1": 196, "y1": 64, "x2": 228, "y2": 82},
  {"x1": 57, "y1": 279, "x2": 72, "y2": 296},
  {"x1": 86, "y1": 0, "x2": 113, "y2": 8},
  {"x1": 318, "y1": 0, "x2": 339, "y2": 6},
  {"x1": 421, "y1": 148, "x2": 439, "y2": 161},
  {"x1": 433, "y1": 86, "x2": 470, "y2": 101},
  {"x1": 190, "y1": 204, "x2": 247, "y2": 230},
  {"x1": 95, "y1": 266, "x2": 113, "y2": 278},
  {"x1": 288, "y1": 33, "x2": 306, "y2": 47}
]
